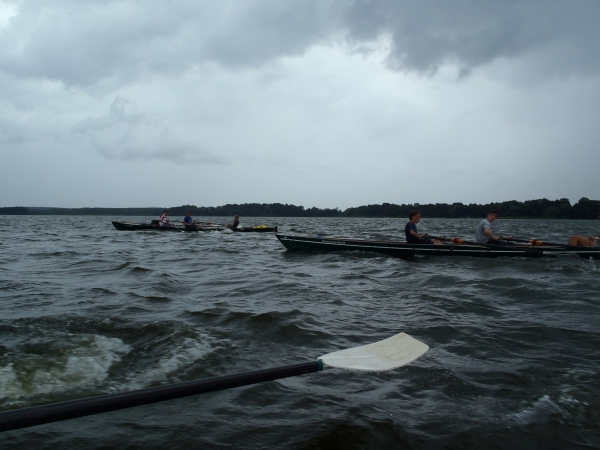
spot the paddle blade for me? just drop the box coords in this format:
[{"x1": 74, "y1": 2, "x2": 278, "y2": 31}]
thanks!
[{"x1": 318, "y1": 332, "x2": 428, "y2": 372}]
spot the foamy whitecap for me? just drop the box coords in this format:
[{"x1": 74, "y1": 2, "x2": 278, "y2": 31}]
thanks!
[
  {"x1": 128, "y1": 335, "x2": 214, "y2": 389},
  {"x1": 511, "y1": 395, "x2": 565, "y2": 426},
  {"x1": 0, "y1": 364, "x2": 20, "y2": 398},
  {"x1": 0, "y1": 334, "x2": 131, "y2": 399}
]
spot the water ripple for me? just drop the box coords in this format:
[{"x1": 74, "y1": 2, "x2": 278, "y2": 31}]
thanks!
[{"x1": 0, "y1": 216, "x2": 599, "y2": 449}]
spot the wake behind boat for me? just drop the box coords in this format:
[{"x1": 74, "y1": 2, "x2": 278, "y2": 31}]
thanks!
[{"x1": 274, "y1": 233, "x2": 600, "y2": 259}]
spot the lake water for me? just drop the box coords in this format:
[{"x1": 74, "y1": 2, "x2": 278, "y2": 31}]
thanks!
[{"x1": 1, "y1": 216, "x2": 599, "y2": 449}]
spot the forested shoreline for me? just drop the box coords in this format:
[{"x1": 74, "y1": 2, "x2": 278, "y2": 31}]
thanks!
[{"x1": 1, "y1": 197, "x2": 599, "y2": 219}]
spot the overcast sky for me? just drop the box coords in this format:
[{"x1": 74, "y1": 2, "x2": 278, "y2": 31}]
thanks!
[{"x1": 1, "y1": 0, "x2": 598, "y2": 209}]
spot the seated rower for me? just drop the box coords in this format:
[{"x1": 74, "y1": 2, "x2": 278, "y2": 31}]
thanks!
[
  {"x1": 159, "y1": 210, "x2": 171, "y2": 227},
  {"x1": 566, "y1": 209, "x2": 599, "y2": 246},
  {"x1": 567, "y1": 235, "x2": 598, "y2": 247},
  {"x1": 183, "y1": 210, "x2": 196, "y2": 228},
  {"x1": 475, "y1": 209, "x2": 514, "y2": 245},
  {"x1": 226, "y1": 215, "x2": 240, "y2": 230},
  {"x1": 405, "y1": 210, "x2": 442, "y2": 245}
]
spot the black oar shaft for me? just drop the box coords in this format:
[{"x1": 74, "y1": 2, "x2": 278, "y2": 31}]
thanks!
[
  {"x1": 427, "y1": 235, "x2": 486, "y2": 246},
  {"x1": 431, "y1": 235, "x2": 564, "y2": 251},
  {"x1": 502, "y1": 237, "x2": 530, "y2": 243},
  {"x1": 501, "y1": 237, "x2": 568, "y2": 247},
  {"x1": 0, "y1": 361, "x2": 322, "y2": 433}
]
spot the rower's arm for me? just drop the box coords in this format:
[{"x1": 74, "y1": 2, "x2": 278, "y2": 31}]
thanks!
[
  {"x1": 409, "y1": 229, "x2": 421, "y2": 238},
  {"x1": 484, "y1": 227, "x2": 497, "y2": 240}
]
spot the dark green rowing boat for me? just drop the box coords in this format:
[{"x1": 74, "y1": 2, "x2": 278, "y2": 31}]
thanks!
[
  {"x1": 112, "y1": 221, "x2": 278, "y2": 233},
  {"x1": 112, "y1": 221, "x2": 225, "y2": 232},
  {"x1": 275, "y1": 234, "x2": 600, "y2": 259}
]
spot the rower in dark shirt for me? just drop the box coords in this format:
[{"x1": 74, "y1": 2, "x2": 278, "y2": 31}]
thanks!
[
  {"x1": 226, "y1": 215, "x2": 240, "y2": 230},
  {"x1": 183, "y1": 211, "x2": 196, "y2": 228},
  {"x1": 405, "y1": 210, "x2": 442, "y2": 245}
]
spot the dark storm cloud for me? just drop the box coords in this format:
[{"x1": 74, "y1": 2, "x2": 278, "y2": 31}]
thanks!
[
  {"x1": 1, "y1": 1, "x2": 598, "y2": 88},
  {"x1": 201, "y1": 1, "x2": 339, "y2": 68},
  {"x1": 0, "y1": 0, "x2": 335, "y2": 87},
  {"x1": 342, "y1": 0, "x2": 600, "y2": 79},
  {"x1": 0, "y1": 1, "x2": 204, "y2": 86}
]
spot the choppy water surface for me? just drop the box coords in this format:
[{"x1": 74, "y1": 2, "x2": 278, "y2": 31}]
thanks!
[{"x1": 1, "y1": 216, "x2": 599, "y2": 449}]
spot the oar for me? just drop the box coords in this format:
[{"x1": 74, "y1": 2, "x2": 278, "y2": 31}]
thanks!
[
  {"x1": 171, "y1": 224, "x2": 185, "y2": 233},
  {"x1": 0, "y1": 332, "x2": 428, "y2": 433},
  {"x1": 429, "y1": 236, "x2": 560, "y2": 258},
  {"x1": 175, "y1": 221, "x2": 219, "y2": 226},
  {"x1": 175, "y1": 220, "x2": 198, "y2": 230},
  {"x1": 499, "y1": 237, "x2": 571, "y2": 247},
  {"x1": 157, "y1": 220, "x2": 184, "y2": 232},
  {"x1": 426, "y1": 235, "x2": 491, "y2": 247},
  {"x1": 178, "y1": 221, "x2": 225, "y2": 230}
]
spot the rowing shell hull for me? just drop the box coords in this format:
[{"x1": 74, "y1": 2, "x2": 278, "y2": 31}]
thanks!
[
  {"x1": 112, "y1": 221, "x2": 225, "y2": 232},
  {"x1": 275, "y1": 234, "x2": 600, "y2": 259}
]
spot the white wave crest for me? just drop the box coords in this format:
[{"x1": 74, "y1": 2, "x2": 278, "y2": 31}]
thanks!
[
  {"x1": 0, "y1": 335, "x2": 131, "y2": 399},
  {"x1": 511, "y1": 395, "x2": 565, "y2": 426},
  {"x1": 127, "y1": 335, "x2": 214, "y2": 389}
]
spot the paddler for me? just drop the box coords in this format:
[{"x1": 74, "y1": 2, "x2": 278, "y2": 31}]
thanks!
[
  {"x1": 405, "y1": 210, "x2": 442, "y2": 245},
  {"x1": 567, "y1": 210, "x2": 600, "y2": 245},
  {"x1": 574, "y1": 210, "x2": 600, "y2": 246},
  {"x1": 183, "y1": 210, "x2": 196, "y2": 228},
  {"x1": 475, "y1": 210, "x2": 514, "y2": 245},
  {"x1": 226, "y1": 215, "x2": 240, "y2": 230},
  {"x1": 567, "y1": 235, "x2": 598, "y2": 246},
  {"x1": 159, "y1": 210, "x2": 171, "y2": 227}
]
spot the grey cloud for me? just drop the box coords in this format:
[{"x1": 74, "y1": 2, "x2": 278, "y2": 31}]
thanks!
[
  {"x1": 74, "y1": 97, "x2": 228, "y2": 165},
  {"x1": 0, "y1": 1, "x2": 599, "y2": 88},
  {"x1": 0, "y1": 116, "x2": 28, "y2": 145},
  {"x1": 0, "y1": 0, "x2": 335, "y2": 87},
  {"x1": 73, "y1": 97, "x2": 145, "y2": 132},
  {"x1": 96, "y1": 142, "x2": 226, "y2": 165},
  {"x1": 202, "y1": 1, "x2": 338, "y2": 68},
  {"x1": 0, "y1": 1, "x2": 204, "y2": 86},
  {"x1": 342, "y1": 0, "x2": 600, "y2": 78}
]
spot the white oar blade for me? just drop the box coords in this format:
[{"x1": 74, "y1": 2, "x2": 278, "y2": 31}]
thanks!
[{"x1": 318, "y1": 332, "x2": 428, "y2": 372}]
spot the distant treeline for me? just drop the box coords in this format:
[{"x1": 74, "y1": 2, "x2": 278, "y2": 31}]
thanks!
[
  {"x1": 2, "y1": 197, "x2": 599, "y2": 219},
  {"x1": 344, "y1": 198, "x2": 600, "y2": 220}
]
